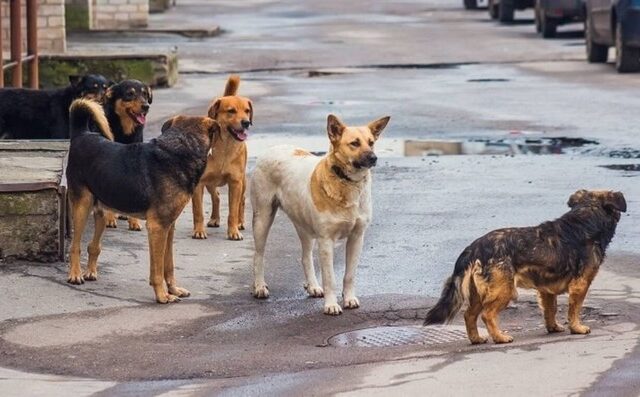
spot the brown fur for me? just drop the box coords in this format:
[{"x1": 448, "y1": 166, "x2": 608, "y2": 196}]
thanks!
[
  {"x1": 191, "y1": 75, "x2": 253, "y2": 240},
  {"x1": 424, "y1": 190, "x2": 626, "y2": 344}
]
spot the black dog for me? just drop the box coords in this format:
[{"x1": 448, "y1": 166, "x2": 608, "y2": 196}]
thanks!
[
  {"x1": 66, "y1": 99, "x2": 218, "y2": 303},
  {"x1": 424, "y1": 190, "x2": 626, "y2": 345},
  {"x1": 0, "y1": 74, "x2": 110, "y2": 139},
  {"x1": 100, "y1": 79, "x2": 153, "y2": 230}
]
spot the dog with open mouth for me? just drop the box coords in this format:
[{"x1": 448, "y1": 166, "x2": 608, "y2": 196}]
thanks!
[
  {"x1": 188, "y1": 75, "x2": 252, "y2": 241},
  {"x1": 101, "y1": 79, "x2": 153, "y2": 231}
]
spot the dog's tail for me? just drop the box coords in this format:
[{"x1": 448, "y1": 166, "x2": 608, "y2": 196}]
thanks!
[
  {"x1": 423, "y1": 249, "x2": 474, "y2": 326},
  {"x1": 223, "y1": 75, "x2": 240, "y2": 96},
  {"x1": 69, "y1": 98, "x2": 113, "y2": 141}
]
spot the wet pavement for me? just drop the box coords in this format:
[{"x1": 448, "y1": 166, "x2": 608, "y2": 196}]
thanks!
[{"x1": 2, "y1": 0, "x2": 640, "y2": 396}]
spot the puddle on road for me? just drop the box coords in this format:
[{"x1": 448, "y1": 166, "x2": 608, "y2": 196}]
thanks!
[
  {"x1": 467, "y1": 78, "x2": 511, "y2": 83},
  {"x1": 247, "y1": 135, "x2": 598, "y2": 158},
  {"x1": 600, "y1": 164, "x2": 640, "y2": 176}
]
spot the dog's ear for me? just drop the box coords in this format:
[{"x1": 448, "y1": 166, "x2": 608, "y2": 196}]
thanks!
[
  {"x1": 146, "y1": 86, "x2": 153, "y2": 104},
  {"x1": 567, "y1": 189, "x2": 588, "y2": 208},
  {"x1": 603, "y1": 191, "x2": 627, "y2": 213},
  {"x1": 248, "y1": 100, "x2": 253, "y2": 125},
  {"x1": 367, "y1": 116, "x2": 390, "y2": 140},
  {"x1": 207, "y1": 119, "x2": 221, "y2": 141},
  {"x1": 327, "y1": 114, "x2": 346, "y2": 143},
  {"x1": 161, "y1": 117, "x2": 175, "y2": 134},
  {"x1": 208, "y1": 99, "x2": 221, "y2": 119},
  {"x1": 105, "y1": 86, "x2": 114, "y2": 101},
  {"x1": 69, "y1": 75, "x2": 82, "y2": 87}
]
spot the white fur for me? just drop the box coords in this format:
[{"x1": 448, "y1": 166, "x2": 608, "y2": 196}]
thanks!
[{"x1": 250, "y1": 145, "x2": 372, "y2": 315}]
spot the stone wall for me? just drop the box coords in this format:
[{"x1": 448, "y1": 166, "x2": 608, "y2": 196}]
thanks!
[
  {"x1": 91, "y1": 0, "x2": 148, "y2": 29},
  {"x1": 1, "y1": 0, "x2": 66, "y2": 54}
]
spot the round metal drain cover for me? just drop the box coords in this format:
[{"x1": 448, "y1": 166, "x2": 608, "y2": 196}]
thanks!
[{"x1": 328, "y1": 325, "x2": 468, "y2": 348}]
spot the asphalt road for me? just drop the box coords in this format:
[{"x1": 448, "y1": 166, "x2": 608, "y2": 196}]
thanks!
[{"x1": 2, "y1": 1, "x2": 640, "y2": 396}]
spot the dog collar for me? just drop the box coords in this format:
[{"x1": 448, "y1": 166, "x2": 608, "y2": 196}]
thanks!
[{"x1": 331, "y1": 165, "x2": 355, "y2": 183}]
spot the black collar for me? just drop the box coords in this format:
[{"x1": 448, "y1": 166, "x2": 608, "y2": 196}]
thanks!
[{"x1": 331, "y1": 165, "x2": 355, "y2": 183}]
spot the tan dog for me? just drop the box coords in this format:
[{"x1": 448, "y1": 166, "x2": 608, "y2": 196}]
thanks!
[
  {"x1": 191, "y1": 75, "x2": 252, "y2": 240},
  {"x1": 251, "y1": 114, "x2": 390, "y2": 315}
]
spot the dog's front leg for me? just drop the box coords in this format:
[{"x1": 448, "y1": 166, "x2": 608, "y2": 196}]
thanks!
[
  {"x1": 318, "y1": 238, "x2": 341, "y2": 315},
  {"x1": 227, "y1": 179, "x2": 244, "y2": 240},
  {"x1": 568, "y1": 278, "x2": 593, "y2": 334},
  {"x1": 343, "y1": 231, "x2": 365, "y2": 309},
  {"x1": 191, "y1": 182, "x2": 207, "y2": 239}
]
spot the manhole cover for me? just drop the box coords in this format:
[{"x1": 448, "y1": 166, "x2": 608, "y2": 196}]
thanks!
[{"x1": 328, "y1": 325, "x2": 468, "y2": 348}]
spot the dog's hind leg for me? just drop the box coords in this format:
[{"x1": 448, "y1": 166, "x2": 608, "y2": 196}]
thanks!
[
  {"x1": 192, "y1": 182, "x2": 208, "y2": 239},
  {"x1": 464, "y1": 277, "x2": 488, "y2": 344},
  {"x1": 206, "y1": 184, "x2": 220, "y2": 228},
  {"x1": 295, "y1": 226, "x2": 322, "y2": 298},
  {"x1": 343, "y1": 229, "x2": 365, "y2": 309},
  {"x1": 84, "y1": 209, "x2": 107, "y2": 281},
  {"x1": 318, "y1": 237, "x2": 341, "y2": 315},
  {"x1": 251, "y1": 194, "x2": 277, "y2": 299},
  {"x1": 238, "y1": 177, "x2": 246, "y2": 231},
  {"x1": 146, "y1": 218, "x2": 176, "y2": 303},
  {"x1": 67, "y1": 189, "x2": 93, "y2": 284},
  {"x1": 164, "y1": 222, "x2": 190, "y2": 298},
  {"x1": 538, "y1": 291, "x2": 565, "y2": 333},
  {"x1": 477, "y1": 262, "x2": 515, "y2": 343}
]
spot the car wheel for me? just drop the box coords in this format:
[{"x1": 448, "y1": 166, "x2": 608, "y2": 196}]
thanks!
[
  {"x1": 585, "y1": 12, "x2": 608, "y2": 63},
  {"x1": 489, "y1": 0, "x2": 499, "y2": 19},
  {"x1": 541, "y1": 14, "x2": 558, "y2": 38},
  {"x1": 464, "y1": 0, "x2": 478, "y2": 10},
  {"x1": 498, "y1": 0, "x2": 515, "y2": 23},
  {"x1": 615, "y1": 21, "x2": 640, "y2": 73},
  {"x1": 534, "y1": 1, "x2": 542, "y2": 33}
]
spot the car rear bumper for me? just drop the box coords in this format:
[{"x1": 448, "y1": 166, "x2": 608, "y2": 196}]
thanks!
[
  {"x1": 621, "y1": 9, "x2": 640, "y2": 47},
  {"x1": 541, "y1": 0, "x2": 583, "y2": 17}
]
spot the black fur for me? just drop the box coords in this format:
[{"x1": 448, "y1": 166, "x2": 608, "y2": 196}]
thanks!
[
  {"x1": 424, "y1": 190, "x2": 626, "y2": 326},
  {"x1": 0, "y1": 74, "x2": 110, "y2": 139},
  {"x1": 103, "y1": 79, "x2": 152, "y2": 144}
]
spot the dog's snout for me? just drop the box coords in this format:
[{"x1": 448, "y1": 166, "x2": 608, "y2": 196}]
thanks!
[
  {"x1": 366, "y1": 151, "x2": 377, "y2": 167},
  {"x1": 141, "y1": 102, "x2": 150, "y2": 113},
  {"x1": 241, "y1": 119, "x2": 251, "y2": 129}
]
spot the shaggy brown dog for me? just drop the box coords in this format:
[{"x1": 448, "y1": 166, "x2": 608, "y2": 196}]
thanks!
[
  {"x1": 424, "y1": 190, "x2": 626, "y2": 344},
  {"x1": 191, "y1": 75, "x2": 252, "y2": 240}
]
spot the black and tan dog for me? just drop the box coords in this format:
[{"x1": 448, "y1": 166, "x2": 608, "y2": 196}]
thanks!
[
  {"x1": 424, "y1": 190, "x2": 626, "y2": 344},
  {"x1": 100, "y1": 79, "x2": 153, "y2": 231},
  {"x1": 66, "y1": 99, "x2": 218, "y2": 303},
  {"x1": 0, "y1": 74, "x2": 110, "y2": 139}
]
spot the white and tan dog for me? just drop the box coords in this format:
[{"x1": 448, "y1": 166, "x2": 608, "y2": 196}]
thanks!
[{"x1": 250, "y1": 114, "x2": 390, "y2": 315}]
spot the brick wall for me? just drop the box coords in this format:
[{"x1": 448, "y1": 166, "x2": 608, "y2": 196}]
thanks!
[
  {"x1": 1, "y1": 0, "x2": 66, "y2": 54},
  {"x1": 91, "y1": 0, "x2": 148, "y2": 29}
]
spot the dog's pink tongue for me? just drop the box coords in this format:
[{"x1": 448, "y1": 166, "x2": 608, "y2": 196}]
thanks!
[
  {"x1": 135, "y1": 114, "x2": 147, "y2": 125},
  {"x1": 237, "y1": 131, "x2": 248, "y2": 141}
]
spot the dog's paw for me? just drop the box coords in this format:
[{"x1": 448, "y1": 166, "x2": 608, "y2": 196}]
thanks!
[
  {"x1": 83, "y1": 270, "x2": 98, "y2": 281},
  {"x1": 128, "y1": 219, "x2": 142, "y2": 231},
  {"x1": 67, "y1": 273, "x2": 85, "y2": 285},
  {"x1": 238, "y1": 223, "x2": 245, "y2": 231},
  {"x1": 469, "y1": 336, "x2": 489, "y2": 345},
  {"x1": 304, "y1": 283, "x2": 324, "y2": 298},
  {"x1": 105, "y1": 218, "x2": 118, "y2": 228},
  {"x1": 570, "y1": 324, "x2": 591, "y2": 335},
  {"x1": 324, "y1": 302, "x2": 343, "y2": 316},
  {"x1": 492, "y1": 332, "x2": 514, "y2": 344},
  {"x1": 156, "y1": 293, "x2": 181, "y2": 304},
  {"x1": 547, "y1": 323, "x2": 565, "y2": 333},
  {"x1": 168, "y1": 286, "x2": 191, "y2": 298},
  {"x1": 343, "y1": 296, "x2": 360, "y2": 309},
  {"x1": 207, "y1": 219, "x2": 220, "y2": 228},
  {"x1": 253, "y1": 283, "x2": 270, "y2": 299},
  {"x1": 227, "y1": 229, "x2": 243, "y2": 241},
  {"x1": 192, "y1": 229, "x2": 207, "y2": 239}
]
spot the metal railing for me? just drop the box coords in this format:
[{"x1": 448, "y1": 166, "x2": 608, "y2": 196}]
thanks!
[{"x1": 0, "y1": 0, "x2": 38, "y2": 88}]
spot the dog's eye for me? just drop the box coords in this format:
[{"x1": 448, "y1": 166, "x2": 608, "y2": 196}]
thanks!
[
  {"x1": 369, "y1": 140, "x2": 374, "y2": 147},
  {"x1": 228, "y1": 108, "x2": 237, "y2": 114},
  {"x1": 94, "y1": 84, "x2": 98, "y2": 88},
  {"x1": 350, "y1": 140, "x2": 361, "y2": 147}
]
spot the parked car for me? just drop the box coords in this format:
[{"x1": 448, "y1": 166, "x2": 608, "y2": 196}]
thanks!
[
  {"x1": 585, "y1": 0, "x2": 640, "y2": 72},
  {"x1": 534, "y1": 0, "x2": 585, "y2": 38},
  {"x1": 488, "y1": 0, "x2": 535, "y2": 22}
]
